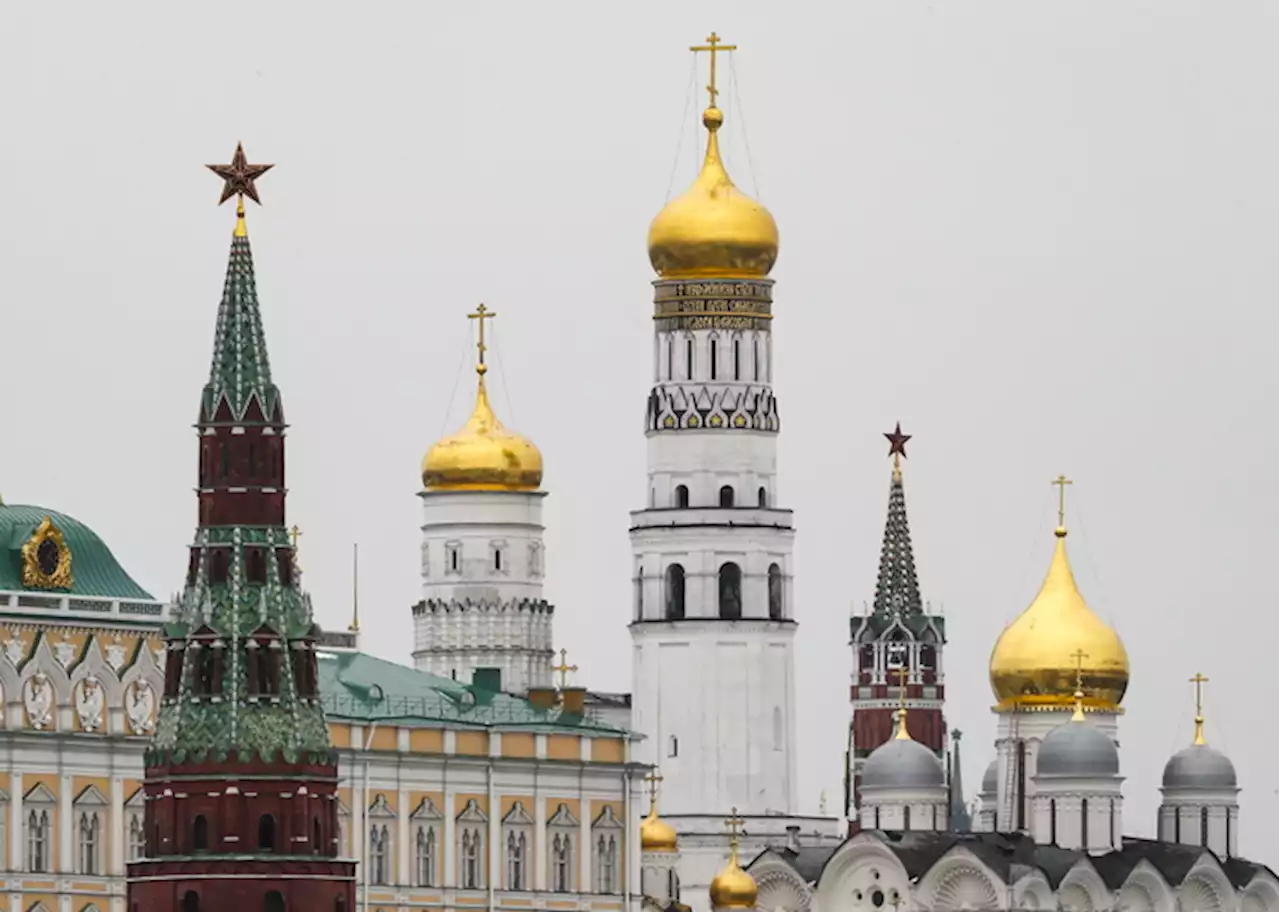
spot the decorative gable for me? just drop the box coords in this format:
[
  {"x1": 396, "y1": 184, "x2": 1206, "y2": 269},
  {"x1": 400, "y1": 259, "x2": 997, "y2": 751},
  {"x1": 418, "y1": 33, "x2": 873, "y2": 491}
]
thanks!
[
  {"x1": 502, "y1": 801, "x2": 534, "y2": 826},
  {"x1": 367, "y1": 794, "x2": 396, "y2": 819},
  {"x1": 547, "y1": 803, "x2": 579, "y2": 828},
  {"x1": 124, "y1": 788, "x2": 145, "y2": 809},
  {"x1": 456, "y1": 798, "x2": 487, "y2": 824},
  {"x1": 23, "y1": 782, "x2": 56, "y2": 804},
  {"x1": 73, "y1": 784, "x2": 108, "y2": 807},
  {"x1": 592, "y1": 806, "x2": 623, "y2": 829},
  {"x1": 410, "y1": 797, "x2": 443, "y2": 821}
]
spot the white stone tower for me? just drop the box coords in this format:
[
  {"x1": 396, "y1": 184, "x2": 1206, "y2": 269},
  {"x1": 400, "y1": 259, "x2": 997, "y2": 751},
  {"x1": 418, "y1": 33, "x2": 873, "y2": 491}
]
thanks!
[
  {"x1": 988, "y1": 477, "x2": 1129, "y2": 833},
  {"x1": 413, "y1": 305, "x2": 553, "y2": 694},
  {"x1": 630, "y1": 31, "x2": 794, "y2": 820}
]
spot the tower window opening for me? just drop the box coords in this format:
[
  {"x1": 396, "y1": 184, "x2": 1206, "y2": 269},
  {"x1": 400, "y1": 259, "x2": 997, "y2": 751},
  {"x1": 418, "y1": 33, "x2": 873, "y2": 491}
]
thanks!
[
  {"x1": 259, "y1": 814, "x2": 276, "y2": 852},
  {"x1": 719, "y1": 485, "x2": 735, "y2": 508},
  {"x1": 674, "y1": 485, "x2": 689, "y2": 508},
  {"x1": 182, "y1": 892, "x2": 201, "y2": 912},
  {"x1": 1015, "y1": 741, "x2": 1027, "y2": 831},
  {"x1": 264, "y1": 891, "x2": 286, "y2": 912},
  {"x1": 903, "y1": 806, "x2": 911, "y2": 831},
  {"x1": 686, "y1": 338, "x2": 693, "y2": 380},
  {"x1": 1081, "y1": 798, "x2": 1089, "y2": 848},
  {"x1": 1112, "y1": 799, "x2": 1117, "y2": 847},
  {"x1": 193, "y1": 814, "x2": 209, "y2": 852},
  {"x1": 665, "y1": 564, "x2": 686, "y2": 620},
  {"x1": 718, "y1": 562, "x2": 742, "y2": 620},
  {"x1": 666, "y1": 336, "x2": 673, "y2": 381},
  {"x1": 709, "y1": 335, "x2": 718, "y2": 379},
  {"x1": 1049, "y1": 799, "x2": 1056, "y2": 844},
  {"x1": 667, "y1": 735, "x2": 679, "y2": 758},
  {"x1": 768, "y1": 563, "x2": 783, "y2": 620},
  {"x1": 753, "y1": 337, "x2": 760, "y2": 381},
  {"x1": 733, "y1": 339, "x2": 741, "y2": 380},
  {"x1": 757, "y1": 486, "x2": 768, "y2": 508},
  {"x1": 493, "y1": 548, "x2": 502, "y2": 572}
]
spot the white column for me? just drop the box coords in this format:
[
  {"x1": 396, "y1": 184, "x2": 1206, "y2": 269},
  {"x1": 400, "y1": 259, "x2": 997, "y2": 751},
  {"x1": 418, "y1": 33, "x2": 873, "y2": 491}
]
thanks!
[
  {"x1": 58, "y1": 773, "x2": 72, "y2": 873},
  {"x1": 110, "y1": 775, "x2": 124, "y2": 875},
  {"x1": 534, "y1": 796, "x2": 547, "y2": 892},
  {"x1": 443, "y1": 788, "x2": 456, "y2": 887},
  {"x1": 9, "y1": 772, "x2": 21, "y2": 871},
  {"x1": 397, "y1": 786, "x2": 410, "y2": 888},
  {"x1": 578, "y1": 803, "x2": 591, "y2": 893}
]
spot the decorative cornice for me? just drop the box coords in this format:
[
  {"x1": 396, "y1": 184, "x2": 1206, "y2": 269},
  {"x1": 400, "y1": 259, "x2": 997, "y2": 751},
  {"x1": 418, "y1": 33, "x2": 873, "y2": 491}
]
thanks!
[
  {"x1": 411, "y1": 597, "x2": 555, "y2": 617},
  {"x1": 652, "y1": 279, "x2": 773, "y2": 332},
  {"x1": 646, "y1": 383, "x2": 779, "y2": 433}
]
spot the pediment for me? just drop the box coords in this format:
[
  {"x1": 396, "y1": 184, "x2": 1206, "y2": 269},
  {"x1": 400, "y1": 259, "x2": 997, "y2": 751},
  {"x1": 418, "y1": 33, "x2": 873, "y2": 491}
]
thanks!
[
  {"x1": 23, "y1": 782, "x2": 56, "y2": 804},
  {"x1": 74, "y1": 784, "x2": 108, "y2": 807},
  {"x1": 367, "y1": 794, "x2": 396, "y2": 818},
  {"x1": 124, "y1": 788, "x2": 145, "y2": 809},
  {"x1": 592, "y1": 806, "x2": 623, "y2": 829},
  {"x1": 410, "y1": 797, "x2": 442, "y2": 821},
  {"x1": 502, "y1": 800, "x2": 534, "y2": 826},
  {"x1": 547, "y1": 802, "x2": 579, "y2": 828},
  {"x1": 456, "y1": 798, "x2": 488, "y2": 824}
]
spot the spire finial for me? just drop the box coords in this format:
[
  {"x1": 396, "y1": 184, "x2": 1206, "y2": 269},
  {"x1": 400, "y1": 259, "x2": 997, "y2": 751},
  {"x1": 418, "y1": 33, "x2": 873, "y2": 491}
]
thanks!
[
  {"x1": 349, "y1": 542, "x2": 361, "y2": 633},
  {"x1": 207, "y1": 143, "x2": 273, "y2": 237},
  {"x1": 724, "y1": 807, "x2": 745, "y2": 859},
  {"x1": 893, "y1": 664, "x2": 911, "y2": 739},
  {"x1": 288, "y1": 525, "x2": 303, "y2": 576},
  {"x1": 690, "y1": 32, "x2": 738, "y2": 128},
  {"x1": 468, "y1": 303, "x2": 497, "y2": 376},
  {"x1": 1051, "y1": 474, "x2": 1074, "y2": 537},
  {"x1": 1069, "y1": 648, "x2": 1088, "y2": 721},
  {"x1": 644, "y1": 768, "x2": 664, "y2": 812},
  {"x1": 551, "y1": 648, "x2": 579, "y2": 689},
  {"x1": 884, "y1": 422, "x2": 911, "y2": 474},
  {"x1": 1190, "y1": 672, "x2": 1209, "y2": 745}
]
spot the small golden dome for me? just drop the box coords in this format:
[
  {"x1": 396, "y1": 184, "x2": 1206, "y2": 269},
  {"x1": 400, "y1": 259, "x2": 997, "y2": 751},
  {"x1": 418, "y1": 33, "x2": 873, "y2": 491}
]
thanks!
[
  {"x1": 989, "y1": 525, "x2": 1130, "y2": 710},
  {"x1": 421, "y1": 367, "x2": 542, "y2": 492},
  {"x1": 640, "y1": 805, "x2": 679, "y2": 853},
  {"x1": 709, "y1": 848, "x2": 758, "y2": 909},
  {"x1": 647, "y1": 106, "x2": 779, "y2": 279}
]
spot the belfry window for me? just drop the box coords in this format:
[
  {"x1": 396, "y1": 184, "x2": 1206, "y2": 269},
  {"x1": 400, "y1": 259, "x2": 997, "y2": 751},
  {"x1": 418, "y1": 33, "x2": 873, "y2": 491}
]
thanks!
[
  {"x1": 674, "y1": 485, "x2": 689, "y2": 508},
  {"x1": 719, "y1": 485, "x2": 735, "y2": 508},
  {"x1": 718, "y1": 562, "x2": 742, "y2": 620},
  {"x1": 768, "y1": 563, "x2": 783, "y2": 620},
  {"x1": 666, "y1": 336, "x2": 673, "y2": 381},
  {"x1": 664, "y1": 564, "x2": 686, "y2": 620},
  {"x1": 757, "y1": 486, "x2": 768, "y2": 508},
  {"x1": 709, "y1": 335, "x2": 718, "y2": 379},
  {"x1": 733, "y1": 339, "x2": 741, "y2": 380},
  {"x1": 753, "y1": 337, "x2": 760, "y2": 381},
  {"x1": 1081, "y1": 798, "x2": 1089, "y2": 848},
  {"x1": 686, "y1": 338, "x2": 694, "y2": 380}
]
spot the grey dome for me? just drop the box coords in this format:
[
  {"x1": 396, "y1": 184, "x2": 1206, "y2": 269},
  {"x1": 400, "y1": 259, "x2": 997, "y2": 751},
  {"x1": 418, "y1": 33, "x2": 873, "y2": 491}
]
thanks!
[
  {"x1": 981, "y1": 760, "x2": 998, "y2": 794},
  {"x1": 1036, "y1": 720, "x2": 1119, "y2": 778},
  {"x1": 1162, "y1": 744, "x2": 1237, "y2": 790},
  {"x1": 863, "y1": 737, "x2": 945, "y2": 790}
]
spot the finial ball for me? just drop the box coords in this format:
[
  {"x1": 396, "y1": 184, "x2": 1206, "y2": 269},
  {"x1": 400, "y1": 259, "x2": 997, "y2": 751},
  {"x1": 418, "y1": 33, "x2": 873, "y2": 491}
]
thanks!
[
  {"x1": 1054, "y1": 525, "x2": 1067, "y2": 538},
  {"x1": 702, "y1": 107, "x2": 724, "y2": 131}
]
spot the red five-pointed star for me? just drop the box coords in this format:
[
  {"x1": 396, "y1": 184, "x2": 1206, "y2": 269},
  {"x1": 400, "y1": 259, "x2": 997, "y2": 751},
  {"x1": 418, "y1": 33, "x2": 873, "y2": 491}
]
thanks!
[
  {"x1": 206, "y1": 143, "x2": 274, "y2": 205},
  {"x1": 884, "y1": 423, "x2": 911, "y2": 460}
]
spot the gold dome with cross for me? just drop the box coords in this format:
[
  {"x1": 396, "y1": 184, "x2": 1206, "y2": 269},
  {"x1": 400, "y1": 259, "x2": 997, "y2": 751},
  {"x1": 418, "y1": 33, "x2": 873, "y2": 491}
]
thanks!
[
  {"x1": 708, "y1": 809, "x2": 757, "y2": 909},
  {"x1": 988, "y1": 476, "x2": 1130, "y2": 711},
  {"x1": 647, "y1": 32, "x2": 779, "y2": 280},
  {"x1": 421, "y1": 305, "x2": 543, "y2": 492},
  {"x1": 639, "y1": 769, "x2": 679, "y2": 853}
]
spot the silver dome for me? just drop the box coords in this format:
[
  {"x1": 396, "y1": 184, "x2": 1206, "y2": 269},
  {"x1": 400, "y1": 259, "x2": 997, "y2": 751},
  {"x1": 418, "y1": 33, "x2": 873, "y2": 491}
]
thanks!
[
  {"x1": 1036, "y1": 720, "x2": 1119, "y2": 778},
  {"x1": 863, "y1": 737, "x2": 945, "y2": 790},
  {"x1": 981, "y1": 760, "x2": 998, "y2": 794},
  {"x1": 1162, "y1": 744, "x2": 1237, "y2": 790}
]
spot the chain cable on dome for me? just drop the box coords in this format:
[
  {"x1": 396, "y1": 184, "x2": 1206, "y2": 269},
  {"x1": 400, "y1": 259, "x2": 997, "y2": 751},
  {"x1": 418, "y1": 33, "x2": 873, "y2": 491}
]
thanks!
[
  {"x1": 1006, "y1": 485, "x2": 1055, "y2": 622},
  {"x1": 664, "y1": 54, "x2": 698, "y2": 203},
  {"x1": 488, "y1": 320, "x2": 519, "y2": 427},
  {"x1": 437, "y1": 318, "x2": 475, "y2": 440},
  {"x1": 728, "y1": 54, "x2": 761, "y2": 199},
  {"x1": 1066, "y1": 487, "x2": 1117, "y2": 624}
]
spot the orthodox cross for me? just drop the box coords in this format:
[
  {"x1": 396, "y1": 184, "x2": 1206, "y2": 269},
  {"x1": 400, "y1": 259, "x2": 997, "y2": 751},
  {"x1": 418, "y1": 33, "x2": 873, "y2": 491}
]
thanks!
[
  {"x1": 1069, "y1": 648, "x2": 1088, "y2": 691},
  {"x1": 1190, "y1": 672, "x2": 1209, "y2": 745},
  {"x1": 724, "y1": 807, "x2": 745, "y2": 850},
  {"x1": 551, "y1": 648, "x2": 578, "y2": 689},
  {"x1": 206, "y1": 142, "x2": 273, "y2": 206},
  {"x1": 1051, "y1": 474, "x2": 1074, "y2": 527},
  {"x1": 894, "y1": 663, "x2": 910, "y2": 737},
  {"x1": 690, "y1": 32, "x2": 737, "y2": 108},
  {"x1": 468, "y1": 303, "x2": 497, "y2": 371},
  {"x1": 884, "y1": 422, "x2": 911, "y2": 469},
  {"x1": 644, "y1": 768, "x2": 664, "y2": 804},
  {"x1": 289, "y1": 525, "x2": 302, "y2": 549}
]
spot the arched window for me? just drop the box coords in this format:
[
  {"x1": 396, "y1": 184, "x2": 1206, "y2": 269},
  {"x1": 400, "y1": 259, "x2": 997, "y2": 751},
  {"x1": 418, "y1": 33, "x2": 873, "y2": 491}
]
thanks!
[
  {"x1": 1200, "y1": 806, "x2": 1209, "y2": 846},
  {"x1": 718, "y1": 562, "x2": 742, "y2": 620},
  {"x1": 264, "y1": 891, "x2": 286, "y2": 912},
  {"x1": 506, "y1": 830, "x2": 527, "y2": 890},
  {"x1": 494, "y1": 548, "x2": 502, "y2": 571},
  {"x1": 1111, "y1": 799, "x2": 1117, "y2": 847},
  {"x1": 313, "y1": 816, "x2": 323, "y2": 856},
  {"x1": 552, "y1": 832, "x2": 572, "y2": 892},
  {"x1": 415, "y1": 826, "x2": 436, "y2": 887},
  {"x1": 129, "y1": 814, "x2": 146, "y2": 860},
  {"x1": 669, "y1": 869, "x2": 680, "y2": 901},
  {"x1": 1049, "y1": 798, "x2": 1057, "y2": 844},
  {"x1": 665, "y1": 565, "x2": 686, "y2": 620},
  {"x1": 753, "y1": 337, "x2": 760, "y2": 381},
  {"x1": 709, "y1": 335, "x2": 718, "y2": 379},
  {"x1": 182, "y1": 892, "x2": 201, "y2": 912},
  {"x1": 718, "y1": 485, "x2": 735, "y2": 508},
  {"x1": 193, "y1": 814, "x2": 209, "y2": 852},
  {"x1": 335, "y1": 898, "x2": 347, "y2": 912},
  {"x1": 686, "y1": 338, "x2": 694, "y2": 380},
  {"x1": 27, "y1": 808, "x2": 49, "y2": 872},
  {"x1": 1175, "y1": 809, "x2": 1181, "y2": 843},
  {"x1": 595, "y1": 833, "x2": 618, "y2": 893},
  {"x1": 1081, "y1": 798, "x2": 1089, "y2": 848},
  {"x1": 757, "y1": 486, "x2": 767, "y2": 507},
  {"x1": 370, "y1": 824, "x2": 389, "y2": 885},
  {"x1": 768, "y1": 563, "x2": 783, "y2": 620},
  {"x1": 634, "y1": 567, "x2": 644, "y2": 620},
  {"x1": 258, "y1": 814, "x2": 276, "y2": 852},
  {"x1": 733, "y1": 338, "x2": 741, "y2": 380},
  {"x1": 666, "y1": 336, "x2": 673, "y2": 381},
  {"x1": 461, "y1": 829, "x2": 482, "y2": 889},
  {"x1": 78, "y1": 811, "x2": 100, "y2": 874},
  {"x1": 674, "y1": 485, "x2": 689, "y2": 508}
]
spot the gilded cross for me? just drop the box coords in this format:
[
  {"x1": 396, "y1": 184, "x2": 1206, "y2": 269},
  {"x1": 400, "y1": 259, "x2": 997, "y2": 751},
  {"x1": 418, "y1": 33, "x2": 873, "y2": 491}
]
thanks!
[
  {"x1": 1051, "y1": 474, "x2": 1074, "y2": 527},
  {"x1": 724, "y1": 807, "x2": 745, "y2": 849},
  {"x1": 644, "y1": 768, "x2": 664, "y2": 803},
  {"x1": 551, "y1": 648, "x2": 578, "y2": 689},
  {"x1": 690, "y1": 31, "x2": 737, "y2": 108},
  {"x1": 468, "y1": 303, "x2": 497, "y2": 370},
  {"x1": 289, "y1": 525, "x2": 302, "y2": 548},
  {"x1": 1069, "y1": 648, "x2": 1088, "y2": 691},
  {"x1": 895, "y1": 663, "x2": 909, "y2": 709},
  {"x1": 1190, "y1": 672, "x2": 1209, "y2": 745}
]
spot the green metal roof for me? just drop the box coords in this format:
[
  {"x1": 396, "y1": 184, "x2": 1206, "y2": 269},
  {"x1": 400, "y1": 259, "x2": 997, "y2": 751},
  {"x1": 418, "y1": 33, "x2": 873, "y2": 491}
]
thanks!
[
  {"x1": 0, "y1": 504, "x2": 154, "y2": 600},
  {"x1": 317, "y1": 651, "x2": 630, "y2": 735}
]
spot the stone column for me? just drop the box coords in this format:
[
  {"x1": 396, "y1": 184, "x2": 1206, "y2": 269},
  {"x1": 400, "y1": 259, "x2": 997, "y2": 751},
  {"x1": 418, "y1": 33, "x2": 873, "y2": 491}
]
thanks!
[
  {"x1": 58, "y1": 773, "x2": 72, "y2": 873},
  {"x1": 578, "y1": 800, "x2": 592, "y2": 893},
  {"x1": 9, "y1": 772, "x2": 22, "y2": 872},
  {"x1": 110, "y1": 775, "x2": 124, "y2": 875},
  {"x1": 534, "y1": 795, "x2": 547, "y2": 892},
  {"x1": 397, "y1": 786, "x2": 410, "y2": 887},
  {"x1": 443, "y1": 788, "x2": 456, "y2": 888}
]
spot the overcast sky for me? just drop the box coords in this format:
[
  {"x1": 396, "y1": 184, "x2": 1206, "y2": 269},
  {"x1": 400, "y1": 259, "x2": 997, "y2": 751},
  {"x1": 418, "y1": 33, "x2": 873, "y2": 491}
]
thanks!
[{"x1": 2, "y1": 1, "x2": 1274, "y2": 866}]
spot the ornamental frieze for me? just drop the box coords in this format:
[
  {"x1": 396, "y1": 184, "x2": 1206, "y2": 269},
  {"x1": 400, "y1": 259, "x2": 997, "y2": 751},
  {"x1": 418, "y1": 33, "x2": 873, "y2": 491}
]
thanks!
[
  {"x1": 646, "y1": 383, "x2": 780, "y2": 433},
  {"x1": 656, "y1": 314, "x2": 773, "y2": 332},
  {"x1": 653, "y1": 280, "x2": 774, "y2": 301}
]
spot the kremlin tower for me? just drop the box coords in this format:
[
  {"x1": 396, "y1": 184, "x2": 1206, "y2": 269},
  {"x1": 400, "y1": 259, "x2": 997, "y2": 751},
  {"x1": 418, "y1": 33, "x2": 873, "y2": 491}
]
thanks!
[
  {"x1": 986, "y1": 477, "x2": 1130, "y2": 834},
  {"x1": 126, "y1": 147, "x2": 354, "y2": 910},
  {"x1": 846, "y1": 427, "x2": 948, "y2": 822},
  {"x1": 413, "y1": 305, "x2": 554, "y2": 694}
]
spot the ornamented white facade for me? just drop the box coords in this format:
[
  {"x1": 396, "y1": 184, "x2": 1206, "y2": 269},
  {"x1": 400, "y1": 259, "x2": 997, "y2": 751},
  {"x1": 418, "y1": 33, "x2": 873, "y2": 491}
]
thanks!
[{"x1": 412, "y1": 489, "x2": 554, "y2": 693}]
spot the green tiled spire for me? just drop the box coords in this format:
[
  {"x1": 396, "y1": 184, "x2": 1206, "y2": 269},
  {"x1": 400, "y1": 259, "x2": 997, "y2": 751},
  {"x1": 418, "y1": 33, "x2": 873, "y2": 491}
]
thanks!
[
  {"x1": 200, "y1": 205, "x2": 281, "y2": 424},
  {"x1": 871, "y1": 461, "x2": 923, "y2": 617}
]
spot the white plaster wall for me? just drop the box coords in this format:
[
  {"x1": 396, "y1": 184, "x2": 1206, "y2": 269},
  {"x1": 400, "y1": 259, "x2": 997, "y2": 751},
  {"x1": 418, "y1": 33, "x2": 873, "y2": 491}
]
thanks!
[
  {"x1": 858, "y1": 789, "x2": 949, "y2": 831},
  {"x1": 1158, "y1": 797, "x2": 1239, "y2": 858},
  {"x1": 1030, "y1": 784, "x2": 1124, "y2": 853},
  {"x1": 413, "y1": 489, "x2": 553, "y2": 692}
]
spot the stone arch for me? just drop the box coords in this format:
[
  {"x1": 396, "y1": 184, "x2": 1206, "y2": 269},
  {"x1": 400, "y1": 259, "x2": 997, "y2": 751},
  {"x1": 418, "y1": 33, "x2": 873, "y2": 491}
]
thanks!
[
  {"x1": 1012, "y1": 869, "x2": 1054, "y2": 912},
  {"x1": 1241, "y1": 874, "x2": 1280, "y2": 912},
  {"x1": 1059, "y1": 859, "x2": 1110, "y2": 912},
  {"x1": 1119, "y1": 859, "x2": 1177, "y2": 912},
  {"x1": 69, "y1": 636, "x2": 124, "y2": 704},
  {"x1": 749, "y1": 853, "x2": 813, "y2": 912},
  {"x1": 18, "y1": 635, "x2": 71, "y2": 729},
  {"x1": 916, "y1": 847, "x2": 1002, "y2": 911},
  {"x1": 1180, "y1": 858, "x2": 1234, "y2": 912},
  {"x1": 814, "y1": 835, "x2": 911, "y2": 912}
]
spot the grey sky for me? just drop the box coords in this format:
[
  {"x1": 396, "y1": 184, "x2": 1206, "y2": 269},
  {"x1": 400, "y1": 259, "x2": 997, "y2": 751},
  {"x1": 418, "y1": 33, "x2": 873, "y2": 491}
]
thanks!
[{"x1": 3, "y1": 1, "x2": 1275, "y2": 865}]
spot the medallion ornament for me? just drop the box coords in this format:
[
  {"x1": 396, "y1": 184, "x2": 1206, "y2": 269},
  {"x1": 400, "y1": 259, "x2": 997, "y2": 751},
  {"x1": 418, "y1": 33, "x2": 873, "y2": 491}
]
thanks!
[{"x1": 21, "y1": 517, "x2": 73, "y2": 590}]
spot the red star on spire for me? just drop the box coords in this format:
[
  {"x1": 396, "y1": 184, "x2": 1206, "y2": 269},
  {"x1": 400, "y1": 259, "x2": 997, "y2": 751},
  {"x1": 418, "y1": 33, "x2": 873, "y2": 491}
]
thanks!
[{"x1": 884, "y1": 423, "x2": 911, "y2": 461}]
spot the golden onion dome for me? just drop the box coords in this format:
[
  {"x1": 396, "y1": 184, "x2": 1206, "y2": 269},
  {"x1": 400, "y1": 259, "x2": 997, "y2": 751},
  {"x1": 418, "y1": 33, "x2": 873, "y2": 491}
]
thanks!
[
  {"x1": 709, "y1": 846, "x2": 758, "y2": 910},
  {"x1": 639, "y1": 804, "x2": 679, "y2": 853},
  {"x1": 647, "y1": 105, "x2": 779, "y2": 279},
  {"x1": 421, "y1": 366, "x2": 543, "y2": 492},
  {"x1": 989, "y1": 524, "x2": 1130, "y2": 711}
]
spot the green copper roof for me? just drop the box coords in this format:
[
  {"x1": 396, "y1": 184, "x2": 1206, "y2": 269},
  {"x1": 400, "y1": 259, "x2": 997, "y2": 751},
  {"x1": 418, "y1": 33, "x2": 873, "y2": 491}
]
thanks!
[
  {"x1": 201, "y1": 229, "x2": 281, "y2": 423},
  {"x1": 871, "y1": 467, "x2": 924, "y2": 617},
  {"x1": 0, "y1": 504, "x2": 154, "y2": 600},
  {"x1": 317, "y1": 651, "x2": 630, "y2": 735}
]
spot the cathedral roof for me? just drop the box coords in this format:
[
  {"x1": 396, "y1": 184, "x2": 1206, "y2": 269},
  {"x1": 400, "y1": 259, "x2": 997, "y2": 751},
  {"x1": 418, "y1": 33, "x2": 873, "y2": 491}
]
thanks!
[
  {"x1": 1162, "y1": 743, "x2": 1237, "y2": 790},
  {"x1": 315, "y1": 650, "x2": 632, "y2": 734},
  {"x1": 1035, "y1": 716, "x2": 1119, "y2": 778},
  {"x1": 0, "y1": 503, "x2": 154, "y2": 600},
  {"x1": 981, "y1": 759, "x2": 998, "y2": 794},
  {"x1": 861, "y1": 709, "x2": 945, "y2": 790}
]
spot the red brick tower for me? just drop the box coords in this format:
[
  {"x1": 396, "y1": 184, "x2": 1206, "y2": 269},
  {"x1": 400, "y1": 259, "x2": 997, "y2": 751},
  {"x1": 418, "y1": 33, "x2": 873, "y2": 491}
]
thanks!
[
  {"x1": 126, "y1": 146, "x2": 355, "y2": 912},
  {"x1": 844, "y1": 426, "x2": 948, "y2": 825}
]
